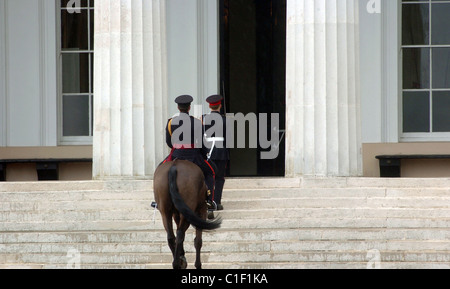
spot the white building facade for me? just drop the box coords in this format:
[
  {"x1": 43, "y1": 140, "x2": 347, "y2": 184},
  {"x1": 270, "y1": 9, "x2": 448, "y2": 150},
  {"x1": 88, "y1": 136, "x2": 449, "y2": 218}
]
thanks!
[{"x1": 0, "y1": 0, "x2": 449, "y2": 181}]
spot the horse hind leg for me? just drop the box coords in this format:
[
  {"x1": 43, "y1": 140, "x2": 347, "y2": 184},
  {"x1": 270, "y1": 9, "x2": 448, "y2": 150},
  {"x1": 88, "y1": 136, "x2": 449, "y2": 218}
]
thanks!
[
  {"x1": 194, "y1": 228, "x2": 203, "y2": 269},
  {"x1": 173, "y1": 220, "x2": 189, "y2": 269},
  {"x1": 173, "y1": 229, "x2": 187, "y2": 269},
  {"x1": 195, "y1": 200, "x2": 208, "y2": 269}
]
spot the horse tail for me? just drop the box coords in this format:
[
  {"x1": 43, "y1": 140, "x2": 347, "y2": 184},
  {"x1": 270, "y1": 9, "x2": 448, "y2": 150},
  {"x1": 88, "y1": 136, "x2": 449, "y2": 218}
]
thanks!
[{"x1": 168, "y1": 164, "x2": 221, "y2": 231}]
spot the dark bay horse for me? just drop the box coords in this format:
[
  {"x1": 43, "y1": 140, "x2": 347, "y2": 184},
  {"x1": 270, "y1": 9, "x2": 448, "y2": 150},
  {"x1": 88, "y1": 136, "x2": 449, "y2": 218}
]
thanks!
[{"x1": 153, "y1": 160, "x2": 221, "y2": 269}]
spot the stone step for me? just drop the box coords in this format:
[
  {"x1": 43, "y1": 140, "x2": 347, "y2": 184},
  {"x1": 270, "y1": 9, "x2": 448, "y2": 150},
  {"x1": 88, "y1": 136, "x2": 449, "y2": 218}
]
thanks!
[
  {"x1": 219, "y1": 208, "x2": 450, "y2": 219},
  {"x1": 2, "y1": 226, "x2": 450, "y2": 242},
  {"x1": 2, "y1": 196, "x2": 449, "y2": 214},
  {"x1": 1, "y1": 177, "x2": 450, "y2": 193},
  {"x1": 0, "y1": 181, "x2": 104, "y2": 193},
  {"x1": 2, "y1": 207, "x2": 450, "y2": 225},
  {"x1": 2, "y1": 208, "x2": 450, "y2": 226},
  {"x1": 1, "y1": 186, "x2": 449, "y2": 203},
  {"x1": 0, "y1": 221, "x2": 155, "y2": 232},
  {"x1": 6, "y1": 238, "x2": 440, "y2": 252},
  {"x1": 224, "y1": 187, "x2": 450, "y2": 198},
  {"x1": 0, "y1": 191, "x2": 152, "y2": 203},
  {"x1": 226, "y1": 177, "x2": 450, "y2": 189},
  {"x1": 223, "y1": 197, "x2": 450, "y2": 209},
  {"x1": 296, "y1": 178, "x2": 450, "y2": 189},
  {"x1": 2, "y1": 248, "x2": 450, "y2": 266},
  {"x1": 3, "y1": 215, "x2": 450, "y2": 232},
  {"x1": 1, "y1": 178, "x2": 450, "y2": 269},
  {"x1": 1, "y1": 188, "x2": 449, "y2": 209},
  {"x1": 35, "y1": 261, "x2": 450, "y2": 269}
]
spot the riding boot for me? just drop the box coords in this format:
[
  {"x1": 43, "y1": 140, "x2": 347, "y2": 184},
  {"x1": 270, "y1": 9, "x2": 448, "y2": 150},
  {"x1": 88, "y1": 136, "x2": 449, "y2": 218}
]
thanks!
[
  {"x1": 214, "y1": 178, "x2": 225, "y2": 209},
  {"x1": 206, "y1": 189, "x2": 216, "y2": 220},
  {"x1": 206, "y1": 190, "x2": 214, "y2": 210},
  {"x1": 205, "y1": 175, "x2": 217, "y2": 211}
]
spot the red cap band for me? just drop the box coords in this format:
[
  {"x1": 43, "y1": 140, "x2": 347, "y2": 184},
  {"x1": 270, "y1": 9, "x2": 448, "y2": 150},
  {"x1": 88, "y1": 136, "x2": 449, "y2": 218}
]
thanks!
[{"x1": 209, "y1": 101, "x2": 222, "y2": 106}]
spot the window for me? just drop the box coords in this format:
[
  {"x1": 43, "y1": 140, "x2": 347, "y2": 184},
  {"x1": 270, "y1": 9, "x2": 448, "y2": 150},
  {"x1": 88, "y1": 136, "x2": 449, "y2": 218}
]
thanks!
[
  {"x1": 59, "y1": 0, "x2": 94, "y2": 144},
  {"x1": 402, "y1": 0, "x2": 450, "y2": 139}
]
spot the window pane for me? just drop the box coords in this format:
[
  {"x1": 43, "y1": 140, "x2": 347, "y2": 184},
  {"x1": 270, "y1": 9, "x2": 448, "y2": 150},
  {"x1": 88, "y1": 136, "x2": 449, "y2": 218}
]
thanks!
[
  {"x1": 432, "y1": 48, "x2": 450, "y2": 89},
  {"x1": 63, "y1": 95, "x2": 90, "y2": 136},
  {"x1": 403, "y1": 48, "x2": 430, "y2": 89},
  {"x1": 62, "y1": 53, "x2": 90, "y2": 93},
  {"x1": 403, "y1": 91, "x2": 430, "y2": 133},
  {"x1": 90, "y1": 53, "x2": 94, "y2": 91},
  {"x1": 402, "y1": 4, "x2": 429, "y2": 46},
  {"x1": 433, "y1": 91, "x2": 450, "y2": 132},
  {"x1": 61, "y1": 9, "x2": 88, "y2": 50},
  {"x1": 431, "y1": 3, "x2": 450, "y2": 45}
]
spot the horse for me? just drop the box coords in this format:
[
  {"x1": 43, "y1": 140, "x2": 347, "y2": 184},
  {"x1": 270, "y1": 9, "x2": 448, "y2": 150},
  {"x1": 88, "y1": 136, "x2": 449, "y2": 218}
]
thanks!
[{"x1": 153, "y1": 159, "x2": 222, "y2": 269}]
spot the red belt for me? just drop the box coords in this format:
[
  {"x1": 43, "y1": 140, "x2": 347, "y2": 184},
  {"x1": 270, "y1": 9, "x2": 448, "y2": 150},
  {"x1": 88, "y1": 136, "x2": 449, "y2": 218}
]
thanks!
[{"x1": 173, "y1": 144, "x2": 195, "y2": 149}]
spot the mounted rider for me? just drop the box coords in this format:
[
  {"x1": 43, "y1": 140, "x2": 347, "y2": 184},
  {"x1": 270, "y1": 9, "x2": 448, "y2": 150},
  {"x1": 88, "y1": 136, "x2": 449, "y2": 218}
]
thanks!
[
  {"x1": 202, "y1": 95, "x2": 229, "y2": 211},
  {"x1": 165, "y1": 95, "x2": 216, "y2": 211}
]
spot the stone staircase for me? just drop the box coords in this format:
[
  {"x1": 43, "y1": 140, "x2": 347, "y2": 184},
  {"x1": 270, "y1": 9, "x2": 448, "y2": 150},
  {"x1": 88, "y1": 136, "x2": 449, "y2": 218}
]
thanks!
[{"x1": 0, "y1": 178, "x2": 450, "y2": 269}]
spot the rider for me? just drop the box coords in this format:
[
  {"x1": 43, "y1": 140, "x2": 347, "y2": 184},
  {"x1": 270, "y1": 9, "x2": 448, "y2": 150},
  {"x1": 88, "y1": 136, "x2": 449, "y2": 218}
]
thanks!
[
  {"x1": 202, "y1": 95, "x2": 229, "y2": 211},
  {"x1": 165, "y1": 95, "x2": 216, "y2": 210}
]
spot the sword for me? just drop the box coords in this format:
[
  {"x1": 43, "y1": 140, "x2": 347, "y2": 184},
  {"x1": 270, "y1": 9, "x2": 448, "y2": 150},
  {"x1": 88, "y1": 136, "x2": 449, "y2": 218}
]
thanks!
[{"x1": 205, "y1": 137, "x2": 225, "y2": 161}]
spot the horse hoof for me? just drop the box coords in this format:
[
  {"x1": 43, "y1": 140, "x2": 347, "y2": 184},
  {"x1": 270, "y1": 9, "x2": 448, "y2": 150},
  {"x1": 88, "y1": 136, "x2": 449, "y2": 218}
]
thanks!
[{"x1": 180, "y1": 256, "x2": 188, "y2": 269}]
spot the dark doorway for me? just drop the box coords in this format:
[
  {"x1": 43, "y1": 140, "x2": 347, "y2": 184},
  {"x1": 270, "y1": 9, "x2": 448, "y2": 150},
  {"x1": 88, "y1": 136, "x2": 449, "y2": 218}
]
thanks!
[{"x1": 220, "y1": 0, "x2": 286, "y2": 177}]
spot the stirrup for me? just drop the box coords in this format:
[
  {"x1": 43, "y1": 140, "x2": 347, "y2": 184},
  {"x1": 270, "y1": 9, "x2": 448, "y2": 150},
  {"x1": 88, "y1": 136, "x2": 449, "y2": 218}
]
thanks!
[{"x1": 207, "y1": 200, "x2": 217, "y2": 211}]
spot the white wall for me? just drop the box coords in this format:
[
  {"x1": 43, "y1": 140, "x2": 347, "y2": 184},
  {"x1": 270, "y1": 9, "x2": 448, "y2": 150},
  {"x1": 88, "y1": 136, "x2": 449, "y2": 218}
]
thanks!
[
  {"x1": 0, "y1": 0, "x2": 6, "y2": 146},
  {"x1": 0, "y1": 0, "x2": 57, "y2": 147},
  {"x1": 166, "y1": 0, "x2": 219, "y2": 118}
]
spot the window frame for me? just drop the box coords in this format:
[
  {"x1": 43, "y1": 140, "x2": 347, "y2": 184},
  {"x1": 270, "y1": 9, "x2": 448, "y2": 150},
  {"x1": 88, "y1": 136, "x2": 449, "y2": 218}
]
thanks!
[
  {"x1": 57, "y1": 0, "x2": 94, "y2": 146},
  {"x1": 400, "y1": 0, "x2": 450, "y2": 142}
]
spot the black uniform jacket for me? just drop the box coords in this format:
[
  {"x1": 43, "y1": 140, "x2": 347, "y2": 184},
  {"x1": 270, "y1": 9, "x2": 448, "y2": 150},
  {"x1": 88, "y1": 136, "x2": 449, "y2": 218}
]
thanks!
[{"x1": 166, "y1": 113, "x2": 207, "y2": 164}]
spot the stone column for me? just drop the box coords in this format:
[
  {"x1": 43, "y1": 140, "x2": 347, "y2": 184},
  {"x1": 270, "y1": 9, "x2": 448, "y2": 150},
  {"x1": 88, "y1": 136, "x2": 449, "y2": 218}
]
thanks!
[
  {"x1": 93, "y1": 0, "x2": 168, "y2": 179},
  {"x1": 285, "y1": 0, "x2": 362, "y2": 177}
]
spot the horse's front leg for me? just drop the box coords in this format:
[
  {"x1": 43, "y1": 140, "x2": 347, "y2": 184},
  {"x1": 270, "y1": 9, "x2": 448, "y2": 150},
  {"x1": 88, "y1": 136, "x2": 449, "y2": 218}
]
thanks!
[{"x1": 161, "y1": 213, "x2": 176, "y2": 257}]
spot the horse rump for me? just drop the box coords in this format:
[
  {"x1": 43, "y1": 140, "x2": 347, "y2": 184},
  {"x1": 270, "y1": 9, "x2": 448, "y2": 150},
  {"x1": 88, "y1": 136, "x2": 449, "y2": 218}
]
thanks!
[{"x1": 168, "y1": 164, "x2": 221, "y2": 231}]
